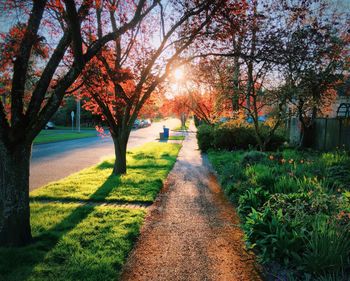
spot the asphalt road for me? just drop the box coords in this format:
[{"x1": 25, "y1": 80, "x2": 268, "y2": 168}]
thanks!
[{"x1": 30, "y1": 119, "x2": 180, "y2": 191}]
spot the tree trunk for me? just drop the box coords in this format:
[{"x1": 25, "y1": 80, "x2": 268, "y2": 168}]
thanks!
[
  {"x1": 302, "y1": 124, "x2": 315, "y2": 148},
  {"x1": 0, "y1": 143, "x2": 32, "y2": 246},
  {"x1": 112, "y1": 135, "x2": 127, "y2": 175},
  {"x1": 181, "y1": 113, "x2": 186, "y2": 128}
]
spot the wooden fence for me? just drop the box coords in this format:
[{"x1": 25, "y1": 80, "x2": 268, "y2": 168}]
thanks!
[{"x1": 289, "y1": 118, "x2": 350, "y2": 150}]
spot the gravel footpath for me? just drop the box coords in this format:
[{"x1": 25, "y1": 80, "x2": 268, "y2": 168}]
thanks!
[{"x1": 120, "y1": 124, "x2": 262, "y2": 281}]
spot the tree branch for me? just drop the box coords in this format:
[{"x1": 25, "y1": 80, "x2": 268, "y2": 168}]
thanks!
[
  {"x1": 10, "y1": 0, "x2": 47, "y2": 128},
  {"x1": 26, "y1": 32, "x2": 71, "y2": 121},
  {"x1": 64, "y1": 0, "x2": 84, "y2": 65}
]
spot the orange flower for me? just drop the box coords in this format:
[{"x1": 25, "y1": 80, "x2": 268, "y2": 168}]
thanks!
[{"x1": 269, "y1": 155, "x2": 274, "y2": 160}]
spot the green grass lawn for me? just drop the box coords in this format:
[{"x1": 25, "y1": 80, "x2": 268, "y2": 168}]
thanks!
[
  {"x1": 0, "y1": 202, "x2": 145, "y2": 281},
  {"x1": 55, "y1": 126, "x2": 96, "y2": 130},
  {"x1": 173, "y1": 125, "x2": 188, "y2": 131},
  {"x1": 168, "y1": 135, "x2": 185, "y2": 140},
  {"x1": 31, "y1": 142, "x2": 181, "y2": 203},
  {"x1": 1, "y1": 142, "x2": 182, "y2": 281},
  {"x1": 34, "y1": 130, "x2": 97, "y2": 145},
  {"x1": 156, "y1": 135, "x2": 185, "y2": 141}
]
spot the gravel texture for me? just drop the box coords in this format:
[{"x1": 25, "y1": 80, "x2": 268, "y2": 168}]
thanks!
[{"x1": 120, "y1": 124, "x2": 262, "y2": 281}]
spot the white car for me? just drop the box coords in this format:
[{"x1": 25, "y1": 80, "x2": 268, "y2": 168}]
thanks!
[{"x1": 45, "y1": 121, "x2": 55, "y2": 130}]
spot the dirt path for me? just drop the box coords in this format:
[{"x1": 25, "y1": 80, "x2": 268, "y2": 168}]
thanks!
[{"x1": 121, "y1": 124, "x2": 262, "y2": 281}]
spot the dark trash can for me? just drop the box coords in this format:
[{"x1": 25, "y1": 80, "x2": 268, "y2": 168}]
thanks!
[{"x1": 163, "y1": 128, "x2": 169, "y2": 139}]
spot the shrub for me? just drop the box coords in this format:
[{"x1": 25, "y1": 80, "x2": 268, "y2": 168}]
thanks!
[
  {"x1": 212, "y1": 124, "x2": 257, "y2": 150},
  {"x1": 241, "y1": 151, "x2": 268, "y2": 166},
  {"x1": 260, "y1": 126, "x2": 286, "y2": 151},
  {"x1": 196, "y1": 124, "x2": 214, "y2": 152},
  {"x1": 196, "y1": 122, "x2": 286, "y2": 152}
]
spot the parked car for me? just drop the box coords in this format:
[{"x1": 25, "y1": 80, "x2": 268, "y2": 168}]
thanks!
[
  {"x1": 45, "y1": 121, "x2": 55, "y2": 130},
  {"x1": 132, "y1": 119, "x2": 141, "y2": 129},
  {"x1": 247, "y1": 115, "x2": 267, "y2": 123},
  {"x1": 140, "y1": 119, "x2": 152, "y2": 128}
]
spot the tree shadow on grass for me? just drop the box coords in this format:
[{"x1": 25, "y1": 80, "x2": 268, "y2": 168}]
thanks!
[{"x1": 0, "y1": 174, "x2": 122, "y2": 281}]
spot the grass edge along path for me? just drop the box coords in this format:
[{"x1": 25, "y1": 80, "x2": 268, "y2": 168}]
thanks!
[{"x1": 0, "y1": 142, "x2": 182, "y2": 281}]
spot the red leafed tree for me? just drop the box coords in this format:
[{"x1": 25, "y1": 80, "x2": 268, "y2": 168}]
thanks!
[
  {"x1": 0, "y1": 0, "x2": 157, "y2": 247},
  {"x1": 187, "y1": 91, "x2": 216, "y2": 124},
  {"x1": 75, "y1": 0, "x2": 224, "y2": 175},
  {"x1": 160, "y1": 94, "x2": 191, "y2": 127}
]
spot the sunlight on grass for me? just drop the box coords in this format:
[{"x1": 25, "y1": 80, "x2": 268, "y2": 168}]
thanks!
[
  {"x1": 30, "y1": 142, "x2": 181, "y2": 202},
  {"x1": 0, "y1": 202, "x2": 145, "y2": 281},
  {"x1": 168, "y1": 135, "x2": 185, "y2": 140},
  {"x1": 0, "y1": 142, "x2": 182, "y2": 280}
]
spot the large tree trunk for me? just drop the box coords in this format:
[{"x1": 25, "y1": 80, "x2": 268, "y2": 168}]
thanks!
[
  {"x1": 0, "y1": 142, "x2": 32, "y2": 246},
  {"x1": 112, "y1": 135, "x2": 128, "y2": 175}
]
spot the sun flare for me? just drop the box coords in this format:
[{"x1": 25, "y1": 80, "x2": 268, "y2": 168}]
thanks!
[{"x1": 174, "y1": 68, "x2": 184, "y2": 80}]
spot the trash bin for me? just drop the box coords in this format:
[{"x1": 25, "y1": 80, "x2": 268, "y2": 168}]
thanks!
[
  {"x1": 163, "y1": 127, "x2": 169, "y2": 139},
  {"x1": 159, "y1": 132, "x2": 164, "y2": 140}
]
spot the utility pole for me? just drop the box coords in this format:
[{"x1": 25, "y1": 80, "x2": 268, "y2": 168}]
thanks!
[
  {"x1": 76, "y1": 98, "x2": 81, "y2": 133},
  {"x1": 71, "y1": 111, "x2": 75, "y2": 131}
]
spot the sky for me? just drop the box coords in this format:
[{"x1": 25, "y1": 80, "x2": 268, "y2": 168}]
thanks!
[{"x1": 0, "y1": 0, "x2": 349, "y2": 34}]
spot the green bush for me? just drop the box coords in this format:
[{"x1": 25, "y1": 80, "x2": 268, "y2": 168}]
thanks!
[
  {"x1": 196, "y1": 123, "x2": 285, "y2": 152},
  {"x1": 196, "y1": 124, "x2": 214, "y2": 152},
  {"x1": 260, "y1": 125, "x2": 287, "y2": 151},
  {"x1": 213, "y1": 125, "x2": 257, "y2": 150}
]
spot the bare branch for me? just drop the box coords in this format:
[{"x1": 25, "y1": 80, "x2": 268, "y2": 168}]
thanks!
[{"x1": 10, "y1": 0, "x2": 47, "y2": 128}]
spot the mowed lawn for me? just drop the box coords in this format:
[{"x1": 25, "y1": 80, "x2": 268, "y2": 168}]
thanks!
[
  {"x1": 34, "y1": 130, "x2": 97, "y2": 145},
  {"x1": 31, "y1": 142, "x2": 181, "y2": 203},
  {"x1": 0, "y1": 203, "x2": 145, "y2": 281},
  {"x1": 0, "y1": 142, "x2": 182, "y2": 281}
]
